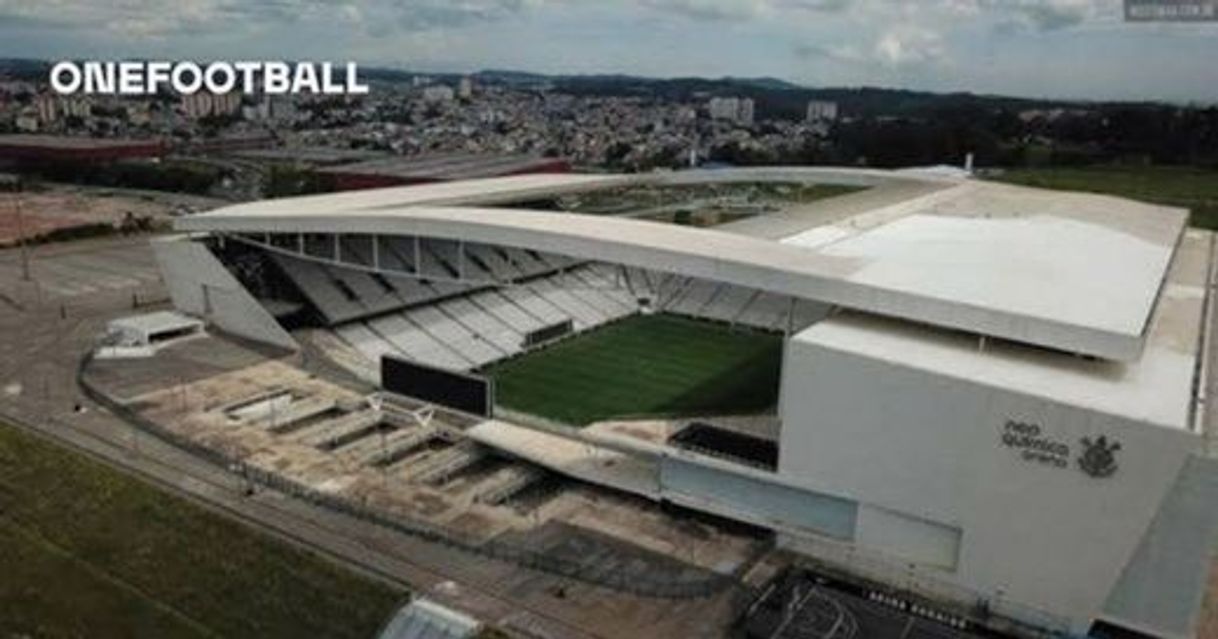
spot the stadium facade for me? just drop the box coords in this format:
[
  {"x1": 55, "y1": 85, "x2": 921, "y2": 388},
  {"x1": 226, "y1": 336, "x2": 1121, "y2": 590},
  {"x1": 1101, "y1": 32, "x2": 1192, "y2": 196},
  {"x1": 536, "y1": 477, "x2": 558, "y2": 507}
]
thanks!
[{"x1": 159, "y1": 167, "x2": 1218, "y2": 639}]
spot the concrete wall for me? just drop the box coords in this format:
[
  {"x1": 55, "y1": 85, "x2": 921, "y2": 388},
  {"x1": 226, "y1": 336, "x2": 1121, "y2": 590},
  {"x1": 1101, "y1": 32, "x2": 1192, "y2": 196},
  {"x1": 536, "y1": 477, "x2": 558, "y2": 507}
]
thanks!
[
  {"x1": 152, "y1": 236, "x2": 297, "y2": 351},
  {"x1": 776, "y1": 337, "x2": 1201, "y2": 635},
  {"x1": 854, "y1": 504, "x2": 961, "y2": 571},
  {"x1": 660, "y1": 453, "x2": 857, "y2": 540},
  {"x1": 1102, "y1": 455, "x2": 1218, "y2": 639}
]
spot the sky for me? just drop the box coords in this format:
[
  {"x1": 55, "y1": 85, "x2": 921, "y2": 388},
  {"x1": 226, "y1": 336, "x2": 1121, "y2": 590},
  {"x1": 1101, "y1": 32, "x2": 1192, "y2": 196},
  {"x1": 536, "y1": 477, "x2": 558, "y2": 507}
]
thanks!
[{"x1": 0, "y1": 0, "x2": 1216, "y2": 103}]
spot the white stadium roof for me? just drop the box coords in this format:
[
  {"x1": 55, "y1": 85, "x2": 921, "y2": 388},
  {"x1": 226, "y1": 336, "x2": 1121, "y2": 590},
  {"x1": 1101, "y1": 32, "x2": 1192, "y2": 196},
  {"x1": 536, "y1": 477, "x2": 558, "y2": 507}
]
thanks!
[
  {"x1": 176, "y1": 167, "x2": 1190, "y2": 362},
  {"x1": 794, "y1": 228, "x2": 1209, "y2": 431}
]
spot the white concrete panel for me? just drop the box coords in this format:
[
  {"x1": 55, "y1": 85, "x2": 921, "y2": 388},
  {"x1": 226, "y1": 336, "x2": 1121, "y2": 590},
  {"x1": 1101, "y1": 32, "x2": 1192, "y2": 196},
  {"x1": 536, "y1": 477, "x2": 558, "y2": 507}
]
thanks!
[
  {"x1": 855, "y1": 505, "x2": 961, "y2": 571},
  {"x1": 777, "y1": 329, "x2": 1201, "y2": 633},
  {"x1": 151, "y1": 237, "x2": 296, "y2": 351},
  {"x1": 797, "y1": 213, "x2": 1171, "y2": 337},
  {"x1": 661, "y1": 455, "x2": 857, "y2": 540},
  {"x1": 1102, "y1": 456, "x2": 1218, "y2": 639}
]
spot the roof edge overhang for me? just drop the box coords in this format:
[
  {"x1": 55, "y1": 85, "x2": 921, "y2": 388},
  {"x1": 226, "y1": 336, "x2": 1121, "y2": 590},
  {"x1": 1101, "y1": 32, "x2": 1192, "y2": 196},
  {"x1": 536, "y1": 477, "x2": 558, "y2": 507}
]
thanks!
[{"x1": 177, "y1": 205, "x2": 1149, "y2": 361}]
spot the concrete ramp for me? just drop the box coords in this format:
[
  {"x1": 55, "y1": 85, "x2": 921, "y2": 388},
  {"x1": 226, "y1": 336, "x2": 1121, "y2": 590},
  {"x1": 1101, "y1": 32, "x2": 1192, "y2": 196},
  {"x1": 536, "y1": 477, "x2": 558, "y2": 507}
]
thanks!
[{"x1": 465, "y1": 420, "x2": 660, "y2": 500}]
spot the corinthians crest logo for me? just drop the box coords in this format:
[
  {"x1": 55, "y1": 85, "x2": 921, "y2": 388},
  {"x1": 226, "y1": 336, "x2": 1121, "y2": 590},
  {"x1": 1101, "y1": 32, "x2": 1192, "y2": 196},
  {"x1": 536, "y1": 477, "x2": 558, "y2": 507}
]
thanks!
[{"x1": 1077, "y1": 436, "x2": 1121, "y2": 478}]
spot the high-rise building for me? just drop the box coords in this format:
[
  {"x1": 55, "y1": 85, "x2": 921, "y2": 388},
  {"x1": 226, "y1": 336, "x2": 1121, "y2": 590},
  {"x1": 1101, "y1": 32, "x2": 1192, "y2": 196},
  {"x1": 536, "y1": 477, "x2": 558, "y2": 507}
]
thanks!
[
  {"x1": 422, "y1": 85, "x2": 455, "y2": 104},
  {"x1": 806, "y1": 100, "x2": 839, "y2": 123},
  {"x1": 180, "y1": 92, "x2": 241, "y2": 120},
  {"x1": 738, "y1": 98, "x2": 755, "y2": 126},
  {"x1": 708, "y1": 97, "x2": 754, "y2": 125},
  {"x1": 269, "y1": 97, "x2": 297, "y2": 123}
]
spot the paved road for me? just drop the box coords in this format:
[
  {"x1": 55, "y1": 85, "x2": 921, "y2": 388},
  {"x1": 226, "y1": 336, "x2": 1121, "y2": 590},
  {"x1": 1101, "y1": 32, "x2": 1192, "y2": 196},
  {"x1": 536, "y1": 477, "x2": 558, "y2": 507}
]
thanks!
[
  {"x1": 1198, "y1": 233, "x2": 1218, "y2": 639},
  {"x1": 0, "y1": 235, "x2": 743, "y2": 639},
  {"x1": 0, "y1": 235, "x2": 165, "y2": 309}
]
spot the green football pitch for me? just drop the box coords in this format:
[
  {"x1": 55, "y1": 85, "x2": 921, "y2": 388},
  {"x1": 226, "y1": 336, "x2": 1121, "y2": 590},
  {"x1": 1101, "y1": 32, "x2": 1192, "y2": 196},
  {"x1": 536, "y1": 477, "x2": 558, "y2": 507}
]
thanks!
[{"x1": 486, "y1": 313, "x2": 783, "y2": 426}]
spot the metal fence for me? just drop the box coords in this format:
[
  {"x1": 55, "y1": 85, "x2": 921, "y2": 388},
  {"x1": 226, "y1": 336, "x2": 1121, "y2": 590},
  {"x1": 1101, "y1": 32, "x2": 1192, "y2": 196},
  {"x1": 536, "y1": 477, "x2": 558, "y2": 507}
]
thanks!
[
  {"x1": 76, "y1": 349, "x2": 743, "y2": 600},
  {"x1": 781, "y1": 534, "x2": 1076, "y2": 637},
  {"x1": 737, "y1": 571, "x2": 860, "y2": 639}
]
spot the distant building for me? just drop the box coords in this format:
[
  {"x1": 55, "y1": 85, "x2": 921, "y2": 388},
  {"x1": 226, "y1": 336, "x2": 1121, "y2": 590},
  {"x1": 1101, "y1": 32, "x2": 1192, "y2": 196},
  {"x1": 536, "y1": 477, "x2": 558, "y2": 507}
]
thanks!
[
  {"x1": 14, "y1": 110, "x2": 38, "y2": 133},
  {"x1": 478, "y1": 109, "x2": 504, "y2": 125},
  {"x1": 180, "y1": 93, "x2": 241, "y2": 120},
  {"x1": 738, "y1": 98, "x2": 754, "y2": 126},
  {"x1": 33, "y1": 96, "x2": 56, "y2": 125},
  {"x1": 806, "y1": 100, "x2": 838, "y2": 123},
  {"x1": 126, "y1": 103, "x2": 151, "y2": 127},
  {"x1": 422, "y1": 85, "x2": 455, "y2": 104},
  {"x1": 242, "y1": 102, "x2": 269, "y2": 122},
  {"x1": 0, "y1": 134, "x2": 166, "y2": 163},
  {"x1": 1018, "y1": 107, "x2": 1092, "y2": 123},
  {"x1": 708, "y1": 97, "x2": 734, "y2": 121},
  {"x1": 269, "y1": 97, "x2": 298, "y2": 123},
  {"x1": 708, "y1": 97, "x2": 754, "y2": 126},
  {"x1": 457, "y1": 77, "x2": 474, "y2": 100},
  {"x1": 32, "y1": 95, "x2": 92, "y2": 126}
]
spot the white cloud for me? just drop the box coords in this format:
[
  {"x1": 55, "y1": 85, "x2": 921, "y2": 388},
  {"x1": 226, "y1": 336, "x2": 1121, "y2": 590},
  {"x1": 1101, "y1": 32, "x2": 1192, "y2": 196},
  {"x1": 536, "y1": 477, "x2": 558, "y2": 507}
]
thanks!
[
  {"x1": 793, "y1": 42, "x2": 866, "y2": 64},
  {"x1": 979, "y1": 0, "x2": 1116, "y2": 32},
  {"x1": 874, "y1": 26, "x2": 945, "y2": 66},
  {"x1": 0, "y1": 0, "x2": 1212, "y2": 101},
  {"x1": 639, "y1": 0, "x2": 766, "y2": 21},
  {"x1": 0, "y1": 0, "x2": 550, "y2": 40},
  {"x1": 0, "y1": 0, "x2": 1118, "y2": 40}
]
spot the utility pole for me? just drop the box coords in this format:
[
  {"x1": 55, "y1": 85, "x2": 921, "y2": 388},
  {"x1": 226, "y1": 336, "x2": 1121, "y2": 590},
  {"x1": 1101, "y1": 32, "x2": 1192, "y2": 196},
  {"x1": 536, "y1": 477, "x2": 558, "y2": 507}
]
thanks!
[
  {"x1": 1, "y1": 175, "x2": 29, "y2": 281},
  {"x1": 18, "y1": 188, "x2": 28, "y2": 282}
]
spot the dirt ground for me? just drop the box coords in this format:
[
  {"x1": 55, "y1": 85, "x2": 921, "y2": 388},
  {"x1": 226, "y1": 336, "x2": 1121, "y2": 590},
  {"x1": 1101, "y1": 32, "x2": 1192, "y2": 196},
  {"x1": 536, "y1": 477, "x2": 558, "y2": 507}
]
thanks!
[
  {"x1": 0, "y1": 184, "x2": 221, "y2": 246},
  {"x1": 1201, "y1": 559, "x2": 1218, "y2": 639}
]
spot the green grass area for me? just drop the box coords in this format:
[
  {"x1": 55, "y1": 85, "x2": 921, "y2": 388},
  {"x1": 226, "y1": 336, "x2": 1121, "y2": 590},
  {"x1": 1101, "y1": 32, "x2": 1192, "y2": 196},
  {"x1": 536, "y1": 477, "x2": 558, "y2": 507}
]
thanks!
[
  {"x1": 0, "y1": 422, "x2": 405, "y2": 639},
  {"x1": 991, "y1": 166, "x2": 1218, "y2": 230},
  {"x1": 487, "y1": 313, "x2": 783, "y2": 426}
]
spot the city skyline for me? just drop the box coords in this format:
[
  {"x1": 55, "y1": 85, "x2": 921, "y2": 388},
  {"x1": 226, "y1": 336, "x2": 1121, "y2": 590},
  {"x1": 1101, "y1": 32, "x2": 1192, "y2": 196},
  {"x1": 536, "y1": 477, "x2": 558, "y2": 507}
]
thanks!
[{"x1": 0, "y1": 0, "x2": 1216, "y2": 104}]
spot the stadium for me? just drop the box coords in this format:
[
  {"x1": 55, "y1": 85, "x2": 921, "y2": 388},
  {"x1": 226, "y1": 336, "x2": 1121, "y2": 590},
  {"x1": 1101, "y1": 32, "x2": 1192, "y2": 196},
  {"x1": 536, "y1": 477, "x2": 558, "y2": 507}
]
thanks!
[{"x1": 155, "y1": 166, "x2": 1218, "y2": 639}]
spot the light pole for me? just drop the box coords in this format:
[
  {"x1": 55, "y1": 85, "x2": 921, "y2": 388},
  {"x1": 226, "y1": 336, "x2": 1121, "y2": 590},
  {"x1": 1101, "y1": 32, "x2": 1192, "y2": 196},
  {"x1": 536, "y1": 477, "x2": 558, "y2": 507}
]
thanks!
[{"x1": 1, "y1": 174, "x2": 30, "y2": 282}]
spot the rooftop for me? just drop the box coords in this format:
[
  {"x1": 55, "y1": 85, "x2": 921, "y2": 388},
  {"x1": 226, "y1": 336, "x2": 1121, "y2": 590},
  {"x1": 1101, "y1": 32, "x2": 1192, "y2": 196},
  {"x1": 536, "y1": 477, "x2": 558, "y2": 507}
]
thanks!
[
  {"x1": 0, "y1": 134, "x2": 164, "y2": 151},
  {"x1": 109, "y1": 310, "x2": 204, "y2": 335},
  {"x1": 790, "y1": 228, "x2": 1212, "y2": 431},
  {"x1": 176, "y1": 167, "x2": 1189, "y2": 362},
  {"x1": 376, "y1": 599, "x2": 479, "y2": 639},
  {"x1": 787, "y1": 211, "x2": 1174, "y2": 342},
  {"x1": 199, "y1": 173, "x2": 623, "y2": 219}
]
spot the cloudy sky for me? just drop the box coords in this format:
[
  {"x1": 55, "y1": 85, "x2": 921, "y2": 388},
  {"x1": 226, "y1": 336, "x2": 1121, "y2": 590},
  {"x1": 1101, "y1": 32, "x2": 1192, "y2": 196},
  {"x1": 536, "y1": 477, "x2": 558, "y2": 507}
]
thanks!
[{"x1": 0, "y1": 0, "x2": 1215, "y2": 102}]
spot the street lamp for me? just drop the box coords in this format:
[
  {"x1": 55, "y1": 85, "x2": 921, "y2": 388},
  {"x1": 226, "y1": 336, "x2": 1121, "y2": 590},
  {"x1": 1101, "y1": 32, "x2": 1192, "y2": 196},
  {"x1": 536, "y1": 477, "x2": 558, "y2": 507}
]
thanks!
[{"x1": 0, "y1": 174, "x2": 29, "y2": 281}]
